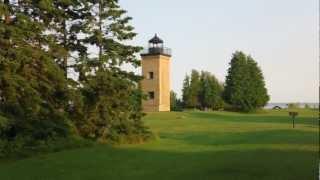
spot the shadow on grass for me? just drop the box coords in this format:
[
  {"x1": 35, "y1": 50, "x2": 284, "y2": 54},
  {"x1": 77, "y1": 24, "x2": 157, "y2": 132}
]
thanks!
[{"x1": 0, "y1": 145, "x2": 317, "y2": 180}]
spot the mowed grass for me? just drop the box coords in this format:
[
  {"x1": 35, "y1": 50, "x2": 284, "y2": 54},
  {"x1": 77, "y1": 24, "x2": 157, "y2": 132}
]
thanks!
[{"x1": 0, "y1": 109, "x2": 318, "y2": 180}]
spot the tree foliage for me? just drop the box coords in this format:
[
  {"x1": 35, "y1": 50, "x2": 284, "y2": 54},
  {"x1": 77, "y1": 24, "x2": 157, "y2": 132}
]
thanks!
[
  {"x1": 68, "y1": 0, "x2": 148, "y2": 142},
  {"x1": 182, "y1": 70, "x2": 224, "y2": 110},
  {"x1": 0, "y1": 0, "x2": 150, "y2": 155},
  {"x1": 182, "y1": 75, "x2": 192, "y2": 108},
  {"x1": 223, "y1": 51, "x2": 269, "y2": 112},
  {"x1": 198, "y1": 71, "x2": 224, "y2": 110},
  {"x1": 0, "y1": 1, "x2": 70, "y2": 143},
  {"x1": 170, "y1": 91, "x2": 183, "y2": 111}
]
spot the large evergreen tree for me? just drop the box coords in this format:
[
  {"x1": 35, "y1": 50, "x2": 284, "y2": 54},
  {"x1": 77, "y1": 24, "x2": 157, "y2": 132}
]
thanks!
[
  {"x1": 71, "y1": 0, "x2": 149, "y2": 142},
  {"x1": 223, "y1": 51, "x2": 269, "y2": 112},
  {"x1": 0, "y1": 1, "x2": 70, "y2": 144},
  {"x1": 29, "y1": 0, "x2": 88, "y2": 75},
  {"x1": 0, "y1": 0, "x2": 151, "y2": 154}
]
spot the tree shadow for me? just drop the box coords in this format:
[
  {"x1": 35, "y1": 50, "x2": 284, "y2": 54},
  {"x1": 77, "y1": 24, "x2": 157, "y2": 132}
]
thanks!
[{"x1": 0, "y1": 145, "x2": 317, "y2": 180}]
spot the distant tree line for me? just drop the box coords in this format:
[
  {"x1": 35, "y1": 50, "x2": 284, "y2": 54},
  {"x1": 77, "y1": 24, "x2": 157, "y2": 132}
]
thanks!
[
  {"x1": 171, "y1": 51, "x2": 269, "y2": 112},
  {"x1": 0, "y1": 0, "x2": 151, "y2": 157},
  {"x1": 287, "y1": 103, "x2": 317, "y2": 110}
]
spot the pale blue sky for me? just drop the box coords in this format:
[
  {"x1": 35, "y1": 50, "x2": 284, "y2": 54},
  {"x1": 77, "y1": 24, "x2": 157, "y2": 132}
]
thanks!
[{"x1": 120, "y1": 0, "x2": 318, "y2": 103}]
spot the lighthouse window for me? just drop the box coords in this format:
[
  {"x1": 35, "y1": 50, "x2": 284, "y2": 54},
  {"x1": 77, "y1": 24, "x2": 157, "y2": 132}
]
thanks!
[
  {"x1": 148, "y1": 72, "x2": 154, "y2": 79},
  {"x1": 148, "y1": 91, "x2": 154, "y2": 100}
]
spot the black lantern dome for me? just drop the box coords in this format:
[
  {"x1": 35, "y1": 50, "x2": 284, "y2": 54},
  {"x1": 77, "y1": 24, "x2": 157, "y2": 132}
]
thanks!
[
  {"x1": 141, "y1": 34, "x2": 171, "y2": 57},
  {"x1": 149, "y1": 34, "x2": 164, "y2": 44}
]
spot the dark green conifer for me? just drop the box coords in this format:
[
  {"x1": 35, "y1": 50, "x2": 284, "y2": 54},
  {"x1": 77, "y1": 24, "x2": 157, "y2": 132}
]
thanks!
[
  {"x1": 0, "y1": 1, "x2": 70, "y2": 142},
  {"x1": 223, "y1": 51, "x2": 269, "y2": 112},
  {"x1": 182, "y1": 75, "x2": 192, "y2": 108},
  {"x1": 199, "y1": 71, "x2": 224, "y2": 110},
  {"x1": 72, "y1": 0, "x2": 149, "y2": 141}
]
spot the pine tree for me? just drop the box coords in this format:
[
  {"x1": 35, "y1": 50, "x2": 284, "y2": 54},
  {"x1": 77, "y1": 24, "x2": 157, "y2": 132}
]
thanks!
[
  {"x1": 30, "y1": 0, "x2": 88, "y2": 76},
  {"x1": 0, "y1": 1, "x2": 70, "y2": 142},
  {"x1": 72, "y1": 0, "x2": 149, "y2": 141},
  {"x1": 199, "y1": 71, "x2": 224, "y2": 110},
  {"x1": 170, "y1": 91, "x2": 182, "y2": 111},
  {"x1": 223, "y1": 51, "x2": 269, "y2": 112},
  {"x1": 189, "y1": 70, "x2": 201, "y2": 108},
  {"x1": 0, "y1": 0, "x2": 151, "y2": 148},
  {"x1": 199, "y1": 71, "x2": 210, "y2": 109},
  {"x1": 182, "y1": 70, "x2": 224, "y2": 110},
  {"x1": 246, "y1": 56, "x2": 269, "y2": 108},
  {"x1": 182, "y1": 74, "x2": 192, "y2": 108}
]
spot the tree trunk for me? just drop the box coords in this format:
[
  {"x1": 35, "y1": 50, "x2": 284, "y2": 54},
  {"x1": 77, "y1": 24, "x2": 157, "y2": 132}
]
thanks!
[
  {"x1": 98, "y1": 0, "x2": 103, "y2": 62},
  {"x1": 62, "y1": 20, "x2": 68, "y2": 77},
  {"x1": 4, "y1": 0, "x2": 11, "y2": 24}
]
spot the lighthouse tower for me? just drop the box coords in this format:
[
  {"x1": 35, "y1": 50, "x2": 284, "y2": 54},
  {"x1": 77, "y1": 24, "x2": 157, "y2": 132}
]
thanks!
[{"x1": 141, "y1": 34, "x2": 172, "y2": 112}]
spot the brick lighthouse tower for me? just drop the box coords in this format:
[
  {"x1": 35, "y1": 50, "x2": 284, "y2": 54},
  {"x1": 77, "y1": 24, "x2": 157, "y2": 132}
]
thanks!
[{"x1": 140, "y1": 34, "x2": 172, "y2": 112}]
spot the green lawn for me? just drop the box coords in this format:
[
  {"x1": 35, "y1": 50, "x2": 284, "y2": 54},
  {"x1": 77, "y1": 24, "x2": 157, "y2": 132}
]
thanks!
[{"x1": 0, "y1": 109, "x2": 318, "y2": 180}]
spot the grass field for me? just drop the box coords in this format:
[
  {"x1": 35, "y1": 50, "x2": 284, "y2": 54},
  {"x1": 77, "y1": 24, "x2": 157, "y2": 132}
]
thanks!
[{"x1": 0, "y1": 109, "x2": 318, "y2": 180}]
